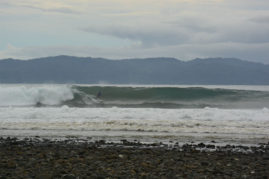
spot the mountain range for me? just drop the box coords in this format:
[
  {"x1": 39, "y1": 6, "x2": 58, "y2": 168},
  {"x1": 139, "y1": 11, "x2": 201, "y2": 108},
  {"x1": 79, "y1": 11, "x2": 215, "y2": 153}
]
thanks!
[{"x1": 0, "y1": 56, "x2": 269, "y2": 84}]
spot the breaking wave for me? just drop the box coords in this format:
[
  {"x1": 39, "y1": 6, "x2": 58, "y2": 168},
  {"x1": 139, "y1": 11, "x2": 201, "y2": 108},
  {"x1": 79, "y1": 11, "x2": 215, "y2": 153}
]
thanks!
[
  {"x1": 1, "y1": 85, "x2": 269, "y2": 108},
  {"x1": 0, "y1": 85, "x2": 74, "y2": 107}
]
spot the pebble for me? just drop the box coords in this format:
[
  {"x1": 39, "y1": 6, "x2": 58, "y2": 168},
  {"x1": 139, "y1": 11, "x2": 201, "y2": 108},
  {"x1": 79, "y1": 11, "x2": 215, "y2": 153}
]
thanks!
[{"x1": 0, "y1": 137, "x2": 268, "y2": 178}]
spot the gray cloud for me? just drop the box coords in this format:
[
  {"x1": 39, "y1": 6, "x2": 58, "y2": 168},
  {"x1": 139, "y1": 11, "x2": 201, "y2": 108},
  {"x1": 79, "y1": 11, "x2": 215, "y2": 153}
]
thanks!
[
  {"x1": 219, "y1": 25, "x2": 269, "y2": 44},
  {"x1": 82, "y1": 25, "x2": 190, "y2": 47},
  {"x1": 0, "y1": 1, "x2": 77, "y2": 14},
  {"x1": 82, "y1": 14, "x2": 269, "y2": 48},
  {"x1": 165, "y1": 17, "x2": 217, "y2": 34},
  {"x1": 20, "y1": 4, "x2": 77, "y2": 14},
  {"x1": 250, "y1": 16, "x2": 269, "y2": 24},
  {"x1": 1, "y1": 0, "x2": 269, "y2": 64},
  {"x1": 0, "y1": 2, "x2": 10, "y2": 7}
]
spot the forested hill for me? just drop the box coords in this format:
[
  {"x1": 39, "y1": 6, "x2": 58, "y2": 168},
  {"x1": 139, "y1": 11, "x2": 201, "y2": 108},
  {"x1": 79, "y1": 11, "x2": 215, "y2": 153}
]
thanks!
[{"x1": 1, "y1": 56, "x2": 269, "y2": 84}]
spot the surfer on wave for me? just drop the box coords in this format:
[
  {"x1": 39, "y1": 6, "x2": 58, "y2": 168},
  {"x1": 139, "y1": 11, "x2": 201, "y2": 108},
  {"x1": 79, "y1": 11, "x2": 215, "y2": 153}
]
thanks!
[{"x1": 96, "y1": 91, "x2": 102, "y2": 98}]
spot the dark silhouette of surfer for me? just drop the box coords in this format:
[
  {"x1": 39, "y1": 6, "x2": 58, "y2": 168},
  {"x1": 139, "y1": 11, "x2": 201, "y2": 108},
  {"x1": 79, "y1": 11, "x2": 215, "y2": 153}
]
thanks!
[
  {"x1": 36, "y1": 101, "x2": 43, "y2": 107},
  {"x1": 96, "y1": 91, "x2": 102, "y2": 98}
]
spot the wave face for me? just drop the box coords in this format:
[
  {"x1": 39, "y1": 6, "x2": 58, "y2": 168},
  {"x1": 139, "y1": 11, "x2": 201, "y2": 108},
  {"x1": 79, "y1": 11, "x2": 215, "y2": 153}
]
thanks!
[
  {"x1": 1, "y1": 85, "x2": 269, "y2": 108},
  {"x1": 70, "y1": 86, "x2": 269, "y2": 108}
]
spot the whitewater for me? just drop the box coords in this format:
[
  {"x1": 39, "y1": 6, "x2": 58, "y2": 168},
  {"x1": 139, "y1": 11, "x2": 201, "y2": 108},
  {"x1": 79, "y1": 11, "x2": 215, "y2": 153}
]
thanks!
[{"x1": 0, "y1": 84, "x2": 269, "y2": 145}]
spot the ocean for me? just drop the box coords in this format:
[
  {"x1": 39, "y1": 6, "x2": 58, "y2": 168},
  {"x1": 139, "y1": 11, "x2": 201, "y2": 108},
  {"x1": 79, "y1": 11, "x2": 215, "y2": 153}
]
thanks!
[{"x1": 0, "y1": 84, "x2": 269, "y2": 145}]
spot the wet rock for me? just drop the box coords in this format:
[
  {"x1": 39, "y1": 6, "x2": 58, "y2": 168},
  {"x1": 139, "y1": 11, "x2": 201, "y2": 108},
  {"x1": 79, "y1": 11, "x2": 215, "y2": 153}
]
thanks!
[
  {"x1": 197, "y1": 143, "x2": 206, "y2": 148},
  {"x1": 0, "y1": 137, "x2": 268, "y2": 178},
  {"x1": 200, "y1": 161, "x2": 209, "y2": 166},
  {"x1": 61, "y1": 174, "x2": 76, "y2": 179},
  {"x1": 206, "y1": 144, "x2": 215, "y2": 149},
  {"x1": 6, "y1": 160, "x2": 16, "y2": 169},
  {"x1": 36, "y1": 173, "x2": 53, "y2": 179}
]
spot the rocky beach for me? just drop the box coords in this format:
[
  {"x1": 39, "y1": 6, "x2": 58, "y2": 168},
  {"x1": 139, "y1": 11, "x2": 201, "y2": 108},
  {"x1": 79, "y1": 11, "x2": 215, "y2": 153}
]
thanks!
[{"x1": 0, "y1": 137, "x2": 268, "y2": 178}]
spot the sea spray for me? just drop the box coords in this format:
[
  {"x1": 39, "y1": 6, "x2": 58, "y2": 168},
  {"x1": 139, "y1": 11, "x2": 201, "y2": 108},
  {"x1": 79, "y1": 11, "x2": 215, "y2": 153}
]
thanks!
[{"x1": 0, "y1": 85, "x2": 74, "y2": 107}]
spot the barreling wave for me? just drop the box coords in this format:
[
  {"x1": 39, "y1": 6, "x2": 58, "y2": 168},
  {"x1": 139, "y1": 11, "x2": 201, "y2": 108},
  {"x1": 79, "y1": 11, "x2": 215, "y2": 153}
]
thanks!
[
  {"x1": 67, "y1": 86, "x2": 269, "y2": 108},
  {"x1": 1, "y1": 85, "x2": 269, "y2": 108}
]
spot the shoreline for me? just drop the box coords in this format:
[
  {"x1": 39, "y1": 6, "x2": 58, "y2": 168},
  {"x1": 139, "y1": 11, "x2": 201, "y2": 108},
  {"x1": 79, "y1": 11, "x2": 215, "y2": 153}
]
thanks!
[
  {"x1": 1, "y1": 129, "x2": 268, "y2": 147},
  {"x1": 1, "y1": 136, "x2": 268, "y2": 152},
  {"x1": 1, "y1": 137, "x2": 268, "y2": 178}
]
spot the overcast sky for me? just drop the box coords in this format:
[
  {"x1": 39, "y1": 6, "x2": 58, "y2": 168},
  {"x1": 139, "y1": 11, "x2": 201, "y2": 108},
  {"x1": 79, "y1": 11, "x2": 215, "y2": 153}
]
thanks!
[{"x1": 0, "y1": 0, "x2": 269, "y2": 63}]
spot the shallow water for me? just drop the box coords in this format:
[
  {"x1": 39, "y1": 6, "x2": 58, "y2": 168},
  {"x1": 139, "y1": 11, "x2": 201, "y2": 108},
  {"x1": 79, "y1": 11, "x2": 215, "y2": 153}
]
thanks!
[{"x1": 0, "y1": 106, "x2": 268, "y2": 145}]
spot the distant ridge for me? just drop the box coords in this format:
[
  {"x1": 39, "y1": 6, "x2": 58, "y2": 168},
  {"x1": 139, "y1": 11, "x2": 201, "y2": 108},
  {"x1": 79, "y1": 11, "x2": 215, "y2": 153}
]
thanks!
[{"x1": 0, "y1": 56, "x2": 269, "y2": 84}]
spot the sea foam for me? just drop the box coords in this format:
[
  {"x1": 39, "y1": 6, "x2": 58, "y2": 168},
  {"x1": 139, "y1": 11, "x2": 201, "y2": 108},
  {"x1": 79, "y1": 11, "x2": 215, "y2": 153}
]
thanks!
[
  {"x1": 0, "y1": 85, "x2": 74, "y2": 107},
  {"x1": 0, "y1": 107, "x2": 268, "y2": 144}
]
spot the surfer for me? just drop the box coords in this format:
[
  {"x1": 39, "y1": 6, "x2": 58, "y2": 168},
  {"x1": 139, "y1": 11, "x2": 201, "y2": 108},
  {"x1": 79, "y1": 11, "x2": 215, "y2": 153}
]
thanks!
[
  {"x1": 36, "y1": 101, "x2": 43, "y2": 107},
  {"x1": 96, "y1": 91, "x2": 102, "y2": 98}
]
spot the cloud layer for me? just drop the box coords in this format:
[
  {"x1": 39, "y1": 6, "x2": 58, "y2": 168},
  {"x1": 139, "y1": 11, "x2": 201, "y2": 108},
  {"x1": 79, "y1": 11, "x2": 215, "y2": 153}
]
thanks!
[{"x1": 1, "y1": 0, "x2": 269, "y2": 63}]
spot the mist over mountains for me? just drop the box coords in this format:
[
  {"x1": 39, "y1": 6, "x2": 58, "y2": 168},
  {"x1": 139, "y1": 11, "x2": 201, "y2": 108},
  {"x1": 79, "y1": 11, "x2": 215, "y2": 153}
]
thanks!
[{"x1": 0, "y1": 56, "x2": 269, "y2": 85}]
